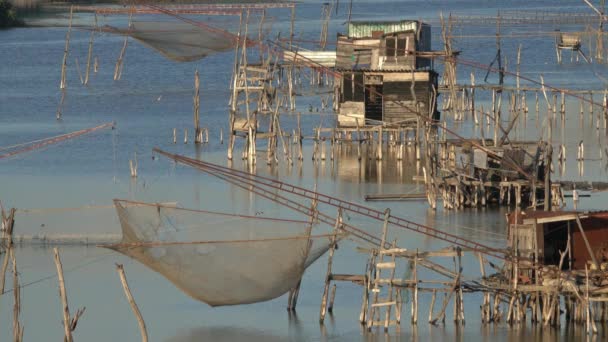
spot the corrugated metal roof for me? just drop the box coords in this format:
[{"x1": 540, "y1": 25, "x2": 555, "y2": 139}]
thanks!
[
  {"x1": 347, "y1": 20, "x2": 420, "y2": 39},
  {"x1": 335, "y1": 68, "x2": 435, "y2": 73}
]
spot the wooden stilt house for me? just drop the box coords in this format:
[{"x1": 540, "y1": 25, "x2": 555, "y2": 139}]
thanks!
[{"x1": 335, "y1": 20, "x2": 439, "y2": 127}]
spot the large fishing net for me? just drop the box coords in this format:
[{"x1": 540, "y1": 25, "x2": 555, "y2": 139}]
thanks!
[
  {"x1": 101, "y1": 20, "x2": 236, "y2": 62},
  {"x1": 109, "y1": 200, "x2": 338, "y2": 306}
]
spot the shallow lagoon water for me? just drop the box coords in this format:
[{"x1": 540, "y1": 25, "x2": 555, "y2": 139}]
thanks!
[{"x1": 2, "y1": 1, "x2": 608, "y2": 340}]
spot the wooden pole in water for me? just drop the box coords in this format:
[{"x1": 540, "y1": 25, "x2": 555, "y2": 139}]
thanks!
[
  {"x1": 116, "y1": 264, "x2": 148, "y2": 342},
  {"x1": 0, "y1": 249, "x2": 9, "y2": 295},
  {"x1": 544, "y1": 144, "x2": 552, "y2": 211},
  {"x1": 289, "y1": 5, "x2": 295, "y2": 50},
  {"x1": 11, "y1": 249, "x2": 23, "y2": 342},
  {"x1": 194, "y1": 70, "x2": 201, "y2": 144},
  {"x1": 471, "y1": 72, "x2": 477, "y2": 125},
  {"x1": 328, "y1": 284, "x2": 337, "y2": 313},
  {"x1": 297, "y1": 112, "x2": 303, "y2": 160},
  {"x1": 129, "y1": 152, "x2": 138, "y2": 178},
  {"x1": 114, "y1": 7, "x2": 133, "y2": 81},
  {"x1": 54, "y1": 247, "x2": 73, "y2": 342},
  {"x1": 84, "y1": 14, "x2": 97, "y2": 85},
  {"x1": 377, "y1": 125, "x2": 383, "y2": 160},
  {"x1": 56, "y1": 90, "x2": 66, "y2": 120},
  {"x1": 320, "y1": 209, "x2": 342, "y2": 323},
  {"x1": 74, "y1": 57, "x2": 84, "y2": 85},
  {"x1": 59, "y1": 6, "x2": 73, "y2": 90}
]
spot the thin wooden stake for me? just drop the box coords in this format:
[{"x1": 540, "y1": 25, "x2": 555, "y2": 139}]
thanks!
[
  {"x1": 194, "y1": 70, "x2": 201, "y2": 144},
  {"x1": 12, "y1": 249, "x2": 24, "y2": 342},
  {"x1": 54, "y1": 248, "x2": 73, "y2": 342},
  {"x1": 59, "y1": 6, "x2": 73, "y2": 90},
  {"x1": 116, "y1": 264, "x2": 148, "y2": 342},
  {"x1": 84, "y1": 14, "x2": 96, "y2": 85}
]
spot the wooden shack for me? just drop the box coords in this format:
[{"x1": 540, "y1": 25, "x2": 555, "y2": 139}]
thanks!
[
  {"x1": 508, "y1": 210, "x2": 608, "y2": 271},
  {"x1": 555, "y1": 30, "x2": 588, "y2": 63},
  {"x1": 334, "y1": 20, "x2": 439, "y2": 127}
]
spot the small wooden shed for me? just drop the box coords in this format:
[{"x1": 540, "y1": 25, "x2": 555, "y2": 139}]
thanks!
[{"x1": 508, "y1": 210, "x2": 608, "y2": 271}]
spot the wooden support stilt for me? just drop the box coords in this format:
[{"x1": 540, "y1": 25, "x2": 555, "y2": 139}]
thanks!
[
  {"x1": 0, "y1": 249, "x2": 9, "y2": 295},
  {"x1": 116, "y1": 264, "x2": 148, "y2": 342},
  {"x1": 359, "y1": 253, "x2": 373, "y2": 324},
  {"x1": 328, "y1": 284, "x2": 337, "y2": 313},
  {"x1": 412, "y1": 249, "x2": 418, "y2": 325},
  {"x1": 320, "y1": 209, "x2": 342, "y2": 323},
  {"x1": 429, "y1": 289, "x2": 437, "y2": 323},
  {"x1": 356, "y1": 119, "x2": 362, "y2": 161},
  {"x1": 297, "y1": 112, "x2": 303, "y2": 161},
  {"x1": 457, "y1": 248, "x2": 465, "y2": 324},
  {"x1": 194, "y1": 70, "x2": 201, "y2": 144},
  {"x1": 377, "y1": 126, "x2": 383, "y2": 161},
  {"x1": 287, "y1": 280, "x2": 301, "y2": 311}
]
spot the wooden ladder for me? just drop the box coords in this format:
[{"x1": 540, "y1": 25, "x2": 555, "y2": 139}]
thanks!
[{"x1": 366, "y1": 209, "x2": 401, "y2": 331}]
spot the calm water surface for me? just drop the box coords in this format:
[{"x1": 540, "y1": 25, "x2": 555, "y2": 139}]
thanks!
[{"x1": 1, "y1": 1, "x2": 608, "y2": 340}]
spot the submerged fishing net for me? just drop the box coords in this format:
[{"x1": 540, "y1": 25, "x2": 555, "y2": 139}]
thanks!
[
  {"x1": 101, "y1": 20, "x2": 236, "y2": 62},
  {"x1": 110, "y1": 200, "x2": 337, "y2": 306}
]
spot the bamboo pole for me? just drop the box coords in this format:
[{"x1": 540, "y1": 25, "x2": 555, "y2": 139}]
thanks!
[{"x1": 116, "y1": 264, "x2": 148, "y2": 342}]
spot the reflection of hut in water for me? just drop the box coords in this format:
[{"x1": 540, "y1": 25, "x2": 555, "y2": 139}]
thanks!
[
  {"x1": 334, "y1": 20, "x2": 439, "y2": 128},
  {"x1": 334, "y1": 143, "x2": 421, "y2": 184},
  {"x1": 508, "y1": 210, "x2": 608, "y2": 272},
  {"x1": 555, "y1": 31, "x2": 589, "y2": 63}
]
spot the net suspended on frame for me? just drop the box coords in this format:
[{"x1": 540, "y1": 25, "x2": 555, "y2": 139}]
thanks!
[
  {"x1": 101, "y1": 21, "x2": 236, "y2": 62},
  {"x1": 108, "y1": 199, "x2": 338, "y2": 306}
]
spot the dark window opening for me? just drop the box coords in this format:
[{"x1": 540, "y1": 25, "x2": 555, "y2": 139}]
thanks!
[
  {"x1": 342, "y1": 73, "x2": 353, "y2": 102},
  {"x1": 365, "y1": 84, "x2": 383, "y2": 122},
  {"x1": 385, "y1": 37, "x2": 396, "y2": 58},
  {"x1": 397, "y1": 38, "x2": 407, "y2": 56},
  {"x1": 353, "y1": 73, "x2": 364, "y2": 102}
]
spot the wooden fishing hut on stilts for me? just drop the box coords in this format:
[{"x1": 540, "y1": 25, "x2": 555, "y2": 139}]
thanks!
[{"x1": 333, "y1": 20, "x2": 440, "y2": 157}]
